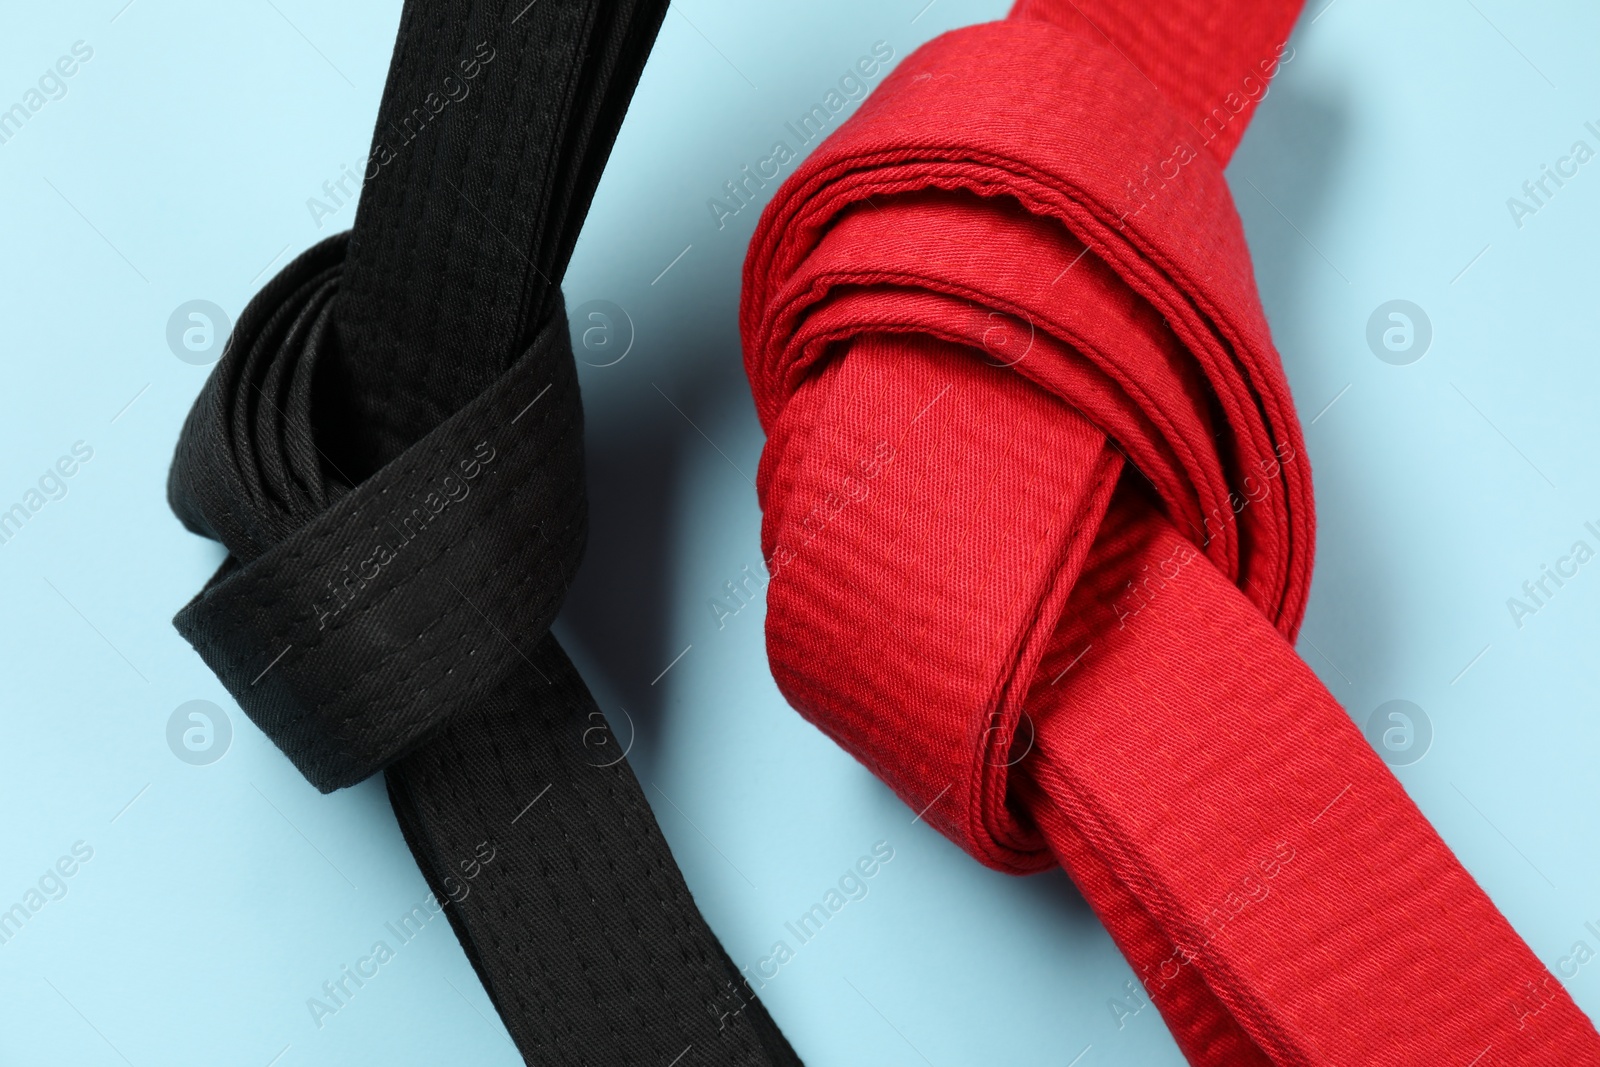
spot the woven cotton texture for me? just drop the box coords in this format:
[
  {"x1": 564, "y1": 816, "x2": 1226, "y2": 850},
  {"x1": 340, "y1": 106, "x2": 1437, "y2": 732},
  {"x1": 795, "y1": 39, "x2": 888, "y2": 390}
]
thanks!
[
  {"x1": 740, "y1": 1, "x2": 1600, "y2": 1062},
  {"x1": 166, "y1": 1, "x2": 800, "y2": 1063}
]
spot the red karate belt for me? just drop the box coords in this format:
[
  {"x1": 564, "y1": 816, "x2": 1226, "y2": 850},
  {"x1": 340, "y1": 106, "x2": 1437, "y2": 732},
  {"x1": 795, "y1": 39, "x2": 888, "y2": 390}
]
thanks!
[{"x1": 740, "y1": 1, "x2": 1600, "y2": 1062}]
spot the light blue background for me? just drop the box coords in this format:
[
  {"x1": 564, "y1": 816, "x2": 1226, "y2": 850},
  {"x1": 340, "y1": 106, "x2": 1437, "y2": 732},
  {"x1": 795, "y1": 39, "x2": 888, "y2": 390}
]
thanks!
[{"x1": 1, "y1": 1, "x2": 1598, "y2": 1064}]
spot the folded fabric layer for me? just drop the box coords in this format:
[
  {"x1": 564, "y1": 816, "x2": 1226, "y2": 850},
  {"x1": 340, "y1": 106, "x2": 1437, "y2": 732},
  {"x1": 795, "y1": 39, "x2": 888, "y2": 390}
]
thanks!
[
  {"x1": 168, "y1": 1, "x2": 799, "y2": 1063},
  {"x1": 741, "y1": 2, "x2": 1600, "y2": 1062}
]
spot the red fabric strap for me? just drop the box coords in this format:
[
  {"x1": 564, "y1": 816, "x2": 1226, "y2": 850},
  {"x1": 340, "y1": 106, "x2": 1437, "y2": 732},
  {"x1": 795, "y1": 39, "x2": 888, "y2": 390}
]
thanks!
[{"x1": 740, "y1": 3, "x2": 1600, "y2": 1063}]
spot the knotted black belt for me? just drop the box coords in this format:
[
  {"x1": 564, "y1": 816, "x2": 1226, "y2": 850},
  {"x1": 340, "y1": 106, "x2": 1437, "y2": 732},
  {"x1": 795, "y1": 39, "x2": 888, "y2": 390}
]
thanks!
[{"x1": 167, "y1": 1, "x2": 800, "y2": 1062}]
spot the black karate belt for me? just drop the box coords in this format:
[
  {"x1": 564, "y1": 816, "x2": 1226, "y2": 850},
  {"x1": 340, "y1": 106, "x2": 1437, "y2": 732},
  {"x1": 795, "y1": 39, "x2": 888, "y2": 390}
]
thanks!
[{"x1": 166, "y1": 1, "x2": 800, "y2": 1063}]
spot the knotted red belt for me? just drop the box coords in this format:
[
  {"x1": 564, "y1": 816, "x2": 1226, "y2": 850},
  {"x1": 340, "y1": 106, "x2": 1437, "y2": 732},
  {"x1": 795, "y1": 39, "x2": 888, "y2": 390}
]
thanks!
[{"x1": 741, "y1": 1, "x2": 1600, "y2": 1062}]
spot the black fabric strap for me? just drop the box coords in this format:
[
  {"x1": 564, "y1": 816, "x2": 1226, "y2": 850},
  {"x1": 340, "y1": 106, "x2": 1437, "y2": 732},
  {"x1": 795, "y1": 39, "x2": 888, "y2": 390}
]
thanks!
[{"x1": 166, "y1": 2, "x2": 801, "y2": 1063}]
